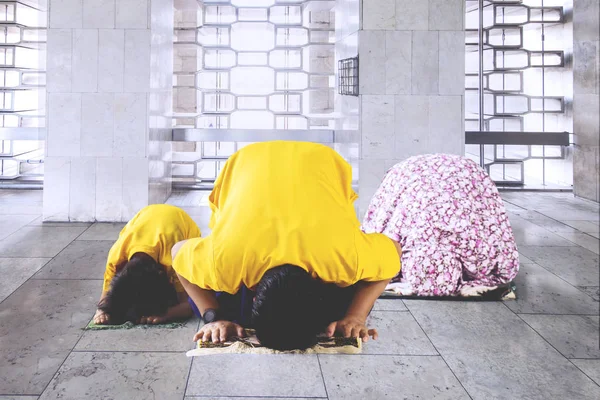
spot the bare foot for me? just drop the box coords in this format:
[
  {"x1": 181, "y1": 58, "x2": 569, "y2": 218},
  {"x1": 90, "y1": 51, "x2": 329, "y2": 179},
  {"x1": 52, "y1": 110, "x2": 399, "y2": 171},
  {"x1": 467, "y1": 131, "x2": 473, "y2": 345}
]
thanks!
[
  {"x1": 139, "y1": 315, "x2": 168, "y2": 325},
  {"x1": 93, "y1": 309, "x2": 110, "y2": 324}
]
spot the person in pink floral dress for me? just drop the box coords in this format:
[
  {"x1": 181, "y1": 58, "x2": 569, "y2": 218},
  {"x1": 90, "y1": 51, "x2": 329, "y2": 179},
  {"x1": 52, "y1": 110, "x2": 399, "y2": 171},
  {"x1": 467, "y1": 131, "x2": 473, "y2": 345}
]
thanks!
[{"x1": 361, "y1": 154, "x2": 520, "y2": 297}]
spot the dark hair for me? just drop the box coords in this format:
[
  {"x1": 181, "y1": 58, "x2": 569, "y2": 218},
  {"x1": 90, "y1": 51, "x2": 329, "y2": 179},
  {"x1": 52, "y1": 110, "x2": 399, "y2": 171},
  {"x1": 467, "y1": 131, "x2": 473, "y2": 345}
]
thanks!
[
  {"x1": 98, "y1": 252, "x2": 177, "y2": 324},
  {"x1": 252, "y1": 264, "x2": 331, "y2": 350}
]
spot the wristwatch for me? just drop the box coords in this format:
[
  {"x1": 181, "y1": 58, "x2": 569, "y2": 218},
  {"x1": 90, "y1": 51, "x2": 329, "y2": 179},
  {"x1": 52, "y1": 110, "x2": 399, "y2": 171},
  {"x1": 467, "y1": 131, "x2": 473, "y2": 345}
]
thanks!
[{"x1": 202, "y1": 308, "x2": 220, "y2": 323}]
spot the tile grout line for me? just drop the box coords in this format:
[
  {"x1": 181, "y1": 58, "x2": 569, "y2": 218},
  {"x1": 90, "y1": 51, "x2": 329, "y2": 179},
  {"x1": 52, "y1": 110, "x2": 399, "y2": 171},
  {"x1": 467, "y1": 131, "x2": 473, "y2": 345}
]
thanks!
[
  {"x1": 507, "y1": 304, "x2": 600, "y2": 389},
  {"x1": 29, "y1": 278, "x2": 104, "y2": 281},
  {"x1": 182, "y1": 357, "x2": 194, "y2": 400},
  {"x1": 24, "y1": 224, "x2": 103, "y2": 283},
  {"x1": 502, "y1": 199, "x2": 528, "y2": 211},
  {"x1": 0, "y1": 216, "x2": 43, "y2": 242},
  {"x1": 184, "y1": 396, "x2": 328, "y2": 399},
  {"x1": 403, "y1": 305, "x2": 475, "y2": 400},
  {"x1": 514, "y1": 312, "x2": 600, "y2": 316},
  {"x1": 0, "y1": 256, "x2": 53, "y2": 259},
  {"x1": 35, "y1": 226, "x2": 102, "y2": 396},
  {"x1": 37, "y1": 317, "x2": 91, "y2": 397},
  {"x1": 502, "y1": 299, "x2": 600, "y2": 350},
  {"x1": 0, "y1": 257, "x2": 53, "y2": 308},
  {"x1": 182, "y1": 318, "x2": 202, "y2": 399},
  {"x1": 518, "y1": 245, "x2": 593, "y2": 247},
  {"x1": 316, "y1": 354, "x2": 330, "y2": 400},
  {"x1": 70, "y1": 349, "x2": 193, "y2": 354},
  {"x1": 1, "y1": 225, "x2": 100, "y2": 395},
  {"x1": 515, "y1": 256, "x2": 599, "y2": 302},
  {"x1": 509, "y1": 207, "x2": 600, "y2": 239}
]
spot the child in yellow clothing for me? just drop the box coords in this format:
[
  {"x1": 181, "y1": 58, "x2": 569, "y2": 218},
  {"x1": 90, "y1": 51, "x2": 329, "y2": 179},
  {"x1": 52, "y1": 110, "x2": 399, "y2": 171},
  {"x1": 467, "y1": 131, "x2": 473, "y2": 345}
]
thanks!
[{"x1": 93, "y1": 204, "x2": 201, "y2": 325}]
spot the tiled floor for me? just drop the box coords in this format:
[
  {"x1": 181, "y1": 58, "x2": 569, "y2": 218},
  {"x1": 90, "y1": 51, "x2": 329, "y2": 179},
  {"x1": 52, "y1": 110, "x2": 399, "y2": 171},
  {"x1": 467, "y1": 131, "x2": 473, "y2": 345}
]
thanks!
[{"x1": 0, "y1": 189, "x2": 599, "y2": 399}]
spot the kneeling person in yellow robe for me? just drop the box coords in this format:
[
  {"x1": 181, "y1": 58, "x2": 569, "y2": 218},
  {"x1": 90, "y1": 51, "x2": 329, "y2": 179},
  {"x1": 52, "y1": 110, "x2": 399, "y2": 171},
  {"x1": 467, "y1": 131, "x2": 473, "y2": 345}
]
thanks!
[
  {"x1": 172, "y1": 141, "x2": 402, "y2": 350},
  {"x1": 94, "y1": 204, "x2": 201, "y2": 325}
]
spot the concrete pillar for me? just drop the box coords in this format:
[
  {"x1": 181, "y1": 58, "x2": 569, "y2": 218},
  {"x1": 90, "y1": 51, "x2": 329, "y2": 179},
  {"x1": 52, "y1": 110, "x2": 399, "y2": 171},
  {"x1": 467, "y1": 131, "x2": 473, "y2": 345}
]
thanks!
[
  {"x1": 334, "y1": 0, "x2": 361, "y2": 216},
  {"x1": 356, "y1": 0, "x2": 465, "y2": 216},
  {"x1": 43, "y1": 0, "x2": 174, "y2": 221},
  {"x1": 573, "y1": 0, "x2": 600, "y2": 202}
]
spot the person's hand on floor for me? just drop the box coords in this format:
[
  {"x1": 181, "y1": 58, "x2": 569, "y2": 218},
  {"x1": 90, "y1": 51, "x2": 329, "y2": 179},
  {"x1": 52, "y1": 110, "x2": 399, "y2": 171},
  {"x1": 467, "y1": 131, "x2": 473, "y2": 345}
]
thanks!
[
  {"x1": 194, "y1": 321, "x2": 246, "y2": 343},
  {"x1": 139, "y1": 315, "x2": 168, "y2": 325},
  {"x1": 93, "y1": 309, "x2": 110, "y2": 325},
  {"x1": 326, "y1": 314, "x2": 378, "y2": 342}
]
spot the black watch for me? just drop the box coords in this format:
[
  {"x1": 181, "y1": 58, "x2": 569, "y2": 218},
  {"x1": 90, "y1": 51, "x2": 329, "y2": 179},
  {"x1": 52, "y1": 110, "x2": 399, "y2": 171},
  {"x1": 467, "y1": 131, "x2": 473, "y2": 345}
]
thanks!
[{"x1": 202, "y1": 308, "x2": 220, "y2": 323}]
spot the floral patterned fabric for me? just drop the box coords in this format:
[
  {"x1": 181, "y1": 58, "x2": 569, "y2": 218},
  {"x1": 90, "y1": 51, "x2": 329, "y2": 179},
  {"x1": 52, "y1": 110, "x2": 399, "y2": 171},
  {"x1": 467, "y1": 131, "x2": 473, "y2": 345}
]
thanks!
[{"x1": 361, "y1": 154, "x2": 520, "y2": 296}]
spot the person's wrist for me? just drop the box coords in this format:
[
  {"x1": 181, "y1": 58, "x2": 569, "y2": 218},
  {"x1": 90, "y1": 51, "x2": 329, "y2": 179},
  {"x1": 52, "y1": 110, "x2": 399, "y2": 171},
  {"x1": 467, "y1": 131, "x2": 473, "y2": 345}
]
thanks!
[
  {"x1": 344, "y1": 311, "x2": 366, "y2": 323},
  {"x1": 202, "y1": 308, "x2": 221, "y2": 323}
]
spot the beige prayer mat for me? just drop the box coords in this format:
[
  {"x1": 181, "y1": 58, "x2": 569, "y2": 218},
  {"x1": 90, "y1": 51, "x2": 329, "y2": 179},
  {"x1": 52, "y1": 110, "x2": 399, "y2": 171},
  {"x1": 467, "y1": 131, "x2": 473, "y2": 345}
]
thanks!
[{"x1": 186, "y1": 329, "x2": 362, "y2": 356}]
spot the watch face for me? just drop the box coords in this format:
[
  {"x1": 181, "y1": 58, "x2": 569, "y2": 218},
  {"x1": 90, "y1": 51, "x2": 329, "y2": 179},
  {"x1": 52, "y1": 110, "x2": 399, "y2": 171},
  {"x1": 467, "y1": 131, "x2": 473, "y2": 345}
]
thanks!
[{"x1": 203, "y1": 309, "x2": 216, "y2": 323}]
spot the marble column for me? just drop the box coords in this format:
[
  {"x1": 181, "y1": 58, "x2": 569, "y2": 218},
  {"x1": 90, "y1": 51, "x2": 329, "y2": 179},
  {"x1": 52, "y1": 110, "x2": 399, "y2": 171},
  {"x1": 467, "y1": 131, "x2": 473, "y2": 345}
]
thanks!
[
  {"x1": 355, "y1": 0, "x2": 465, "y2": 217},
  {"x1": 334, "y1": 0, "x2": 360, "y2": 216},
  {"x1": 573, "y1": 0, "x2": 600, "y2": 202},
  {"x1": 43, "y1": 0, "x2": 174, "y2": 222}
]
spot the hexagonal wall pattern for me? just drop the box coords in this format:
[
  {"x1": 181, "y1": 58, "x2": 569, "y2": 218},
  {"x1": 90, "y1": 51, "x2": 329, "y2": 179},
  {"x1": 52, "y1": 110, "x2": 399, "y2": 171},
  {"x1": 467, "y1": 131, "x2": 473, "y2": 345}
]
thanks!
[{"x1": 173, "y1": 0, "x2": 335, "y2": 132}]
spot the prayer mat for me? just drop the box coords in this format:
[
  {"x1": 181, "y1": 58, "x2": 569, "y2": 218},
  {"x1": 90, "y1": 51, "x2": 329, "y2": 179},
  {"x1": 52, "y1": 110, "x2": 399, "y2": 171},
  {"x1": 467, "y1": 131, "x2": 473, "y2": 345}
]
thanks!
[
  {"x1": 380, "y1": 281, "x2": 517, "y2": 301},
  {"x1": 86, "y1": 321, "x2": 187, "y2": 330},
  {"x1": 186, "y1": 329, "x2": 362, "y2": 356}
]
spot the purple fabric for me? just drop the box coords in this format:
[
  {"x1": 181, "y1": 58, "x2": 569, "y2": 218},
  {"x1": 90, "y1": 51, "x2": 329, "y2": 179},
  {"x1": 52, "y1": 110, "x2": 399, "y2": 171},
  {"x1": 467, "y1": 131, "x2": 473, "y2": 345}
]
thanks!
[{"x1": 361, "y1": 154, "x2": 520, "y2": 296}]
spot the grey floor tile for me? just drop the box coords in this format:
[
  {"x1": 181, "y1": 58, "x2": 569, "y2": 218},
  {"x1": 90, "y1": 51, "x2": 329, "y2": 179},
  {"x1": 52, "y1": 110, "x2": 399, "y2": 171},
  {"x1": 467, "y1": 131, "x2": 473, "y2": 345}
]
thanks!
[
  {"x1": 0, "y1": 189, "x2": 42, "y2": 203},
  {"x1": 364, "y1": 311, "x2": 437, "y2": 355},
  {"x1": 501, "y1": 201, "x2": 527, "y2": 213},
  {"x1": 33, "y1": 241, "x2": 113, "y2": 280},
  {"x1": 75, "y1": 318, "x2": 200, "y2": 352},
  {"x1": 562, "y1": 220, "x2": 600, "y2": 234},
  {"x1": 76, "y1": 223, "x2": 125, "y2": 241},
  {"x1": 0, "y1": 215, "x2": 39, "y2": 240},
  {"x1": 520, "y1": 315, "x2": 600, "y2": 359},
  {"x1": 186, "y1": 355, "x2": 326, "y2": 398},
  {"x1": 178, "y1": 206, "x2": 212, "y2": 217},
  {"x1": 0, "y1": 258, "x2": 50, "y2": 303},
  {"x1": 0, "y1": 279, "x2": 98, "y2": 395},
  {"x1": 38, "y1": 352, "x2": 190, "y2": 400},
  {"x1": 502, "y1": 193, "x2": 600, "y2": 222},
  {"x1": 578, "y1": 286, "x2": 600, "y2": 301},
  {"x1": 519, "y1": 246, "x2": 599, "y2": 287},
  {"x1": 185, "y1": 398, "x2": 325, "y2": 400},
  {"x1": 572, "y1": 359, "x2": 600, "y2": 386},
  {"x1": 509, "y1": 216, "x2": 578, "y2": 247},
  {"x1": 0, "y1": 226, "x2": 87, "y2": 258},
  {"x1": 404, "y1": 301, "x2": 600, "y2": 400},
  {"x1": 319, "y1": 355, "x2": 470, "y2": 400},
  {"x1": 0, "y1": 397, "x2": 38, "y2": 400},
  {"x1": 508, "y1": 210, "x2": 580, "y2": 234},
  {"x1": 541, "y1": 204, "x2": 600, "y2": 222},
  {"x1": 547, "y1": 206, "x2": 600, "y2": 222},
  {"x1": 554, "y1": 232, "x2": 600, "y2": 254},
  {"x1": 505, "y1": 263, "x2": 599, "y2": 315},
  {"x1": 518, "y1": 253, "x2": 535, "y2": 264},
  {"x1": 166, "y1": 191, "x2": 208, "y2": 207},
  {"x1": 372, "y1": 298, "x2": 408, "y2": 311},
  {"x1": 0, "y1": 204, "x2": 41, "y2": 215}
]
